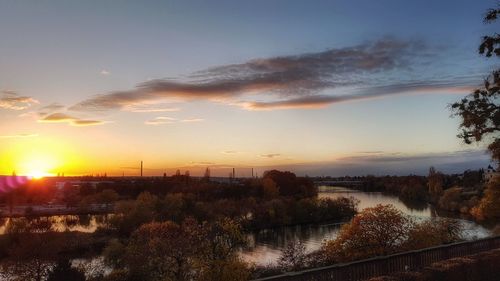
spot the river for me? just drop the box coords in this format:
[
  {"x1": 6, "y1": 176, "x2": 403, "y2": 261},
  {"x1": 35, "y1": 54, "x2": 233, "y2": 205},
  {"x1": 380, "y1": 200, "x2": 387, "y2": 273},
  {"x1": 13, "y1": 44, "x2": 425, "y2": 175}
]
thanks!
[
  {"x1": 0, "y1": 186, "x2": 493, "y2": 267},
  {"x1": 239, "y1": 186, "x2": 493, "y2": 266}
]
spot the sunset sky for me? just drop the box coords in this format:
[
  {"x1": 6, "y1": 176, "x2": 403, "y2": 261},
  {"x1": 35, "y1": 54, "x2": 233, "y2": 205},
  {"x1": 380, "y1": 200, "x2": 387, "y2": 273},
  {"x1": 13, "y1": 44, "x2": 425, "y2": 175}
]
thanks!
[{"x1": 0, "y1": 0, "x2": 497, "y2": 177}]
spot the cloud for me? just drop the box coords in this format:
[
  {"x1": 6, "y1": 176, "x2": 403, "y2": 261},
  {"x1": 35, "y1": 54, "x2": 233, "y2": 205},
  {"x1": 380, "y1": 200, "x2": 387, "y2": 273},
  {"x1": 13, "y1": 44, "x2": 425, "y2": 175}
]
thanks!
[
  {"x1": 38, "y1": 112, "x2": 105, "y2": 126},
  {"x1": 0, "y1": 91, "x2": 39, "y2": 110},
  {"x1": 260, "y1": 153, "x2": 281, "y2": 158},
  {"x1": 124, "y1": 103, "x2": 180, "y2": 113},
  {"x1": 38, "y1": 103, "x2": 66, "y2": 116},
  {"x1": 144, "y1": 116, "x2": 204, "y2": 125},
  {"x1": 0, "y1": 133, "x2": 38, "y2": 138},
  {"x1": 222, "y1": 150, "x2": 239, "y2": 154},
  {"x1": 250, "y1": 150, "x2": 491, "y2": 176},
  {"x1": 72, "y1": 120, "x2": 103, "y2": 126},
  {"x1": 241, "y1": 80, "x2": 475, "y2": 110},
  {"x1": 71, "y1": 38, "x2": 438, "y2": 112},
  {"x1": 181, "y1": 118, "x2": 204, "y2": 122},
  {"x1": 189, "y1": 161, "x2": 216, "y2": 166},
  {"x1": 357, "y1": 151, "x2": 384, "y2": 154},
  {"x1": 144, "y1": 116, "x2": 177, "y2": 125},
  {"x1": 338, "y1": 150, "x2": 488, "y2": 164},
  {"x1": 100, "y1": 70, "x2": 110, "y2": 75}
]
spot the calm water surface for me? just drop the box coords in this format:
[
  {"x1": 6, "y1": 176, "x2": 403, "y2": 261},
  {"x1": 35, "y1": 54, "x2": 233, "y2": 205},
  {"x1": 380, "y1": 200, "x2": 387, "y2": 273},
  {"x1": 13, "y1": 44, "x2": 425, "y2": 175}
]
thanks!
[{"x1": 0, "y1": 214, "x2": 110, "y2": 234}]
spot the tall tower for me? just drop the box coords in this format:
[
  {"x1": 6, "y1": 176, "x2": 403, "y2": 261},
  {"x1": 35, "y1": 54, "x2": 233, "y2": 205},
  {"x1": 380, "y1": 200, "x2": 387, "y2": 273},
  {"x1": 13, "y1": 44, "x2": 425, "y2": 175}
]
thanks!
[{"x1": 141, "y1": 161, "x2": 143, "y2": 177}]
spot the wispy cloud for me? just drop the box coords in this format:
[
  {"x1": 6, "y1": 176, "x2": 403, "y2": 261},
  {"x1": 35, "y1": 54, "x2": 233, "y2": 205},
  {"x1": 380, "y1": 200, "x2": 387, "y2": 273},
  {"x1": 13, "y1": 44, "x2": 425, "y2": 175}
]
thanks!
[
  {"x1": 144, "y1": 116, "x2": 204, "y2": 125},
  {"x1": 357, "y1": 151, "x2": 384, "y2": 154},
  {"x1": 338, "y1": 150, "x2": 487, "y2": 164},
  {"x1": 0, "y1": 91, "x2": 38, "y2": 110},
  {"x1": 241, "y1": 80, "x2": 475, "y2": 110},
  {"x1": 260, "y1": 153, "x2": 281, "y2": 158},
  {"x1": 38, "y1": 112, "x2": 105, "y2": 126},
  {"x1": 248, "y1": 150, "x2": 491, "y2": 176},
  {"x1": 180, "y1": 118, "x2": 204, "y2": 122},
  {"x1": 189, "y1": 161, "x2": 216, "y2": 166},
  {"x1": 144, "y1": 116, "x2": 177, "y2": 125},
  {"x1": 38, "y1": 103, "x2": 65, "y2": 116},
  {"x1": 100, "y1": 70, "x2": 110, "y2": 75},
  {"x1": 70, "y1": 38, "x2": 452, "y2": 112},
  {"x1": 124, "y1": 103, "x2": 180, "y2": 113},
  {"x1": 222, "y1": 150, "x2": 239, "y2": 154},
  {"x1": 0, "y1": 133, "x2": 38, "y2": 138}
]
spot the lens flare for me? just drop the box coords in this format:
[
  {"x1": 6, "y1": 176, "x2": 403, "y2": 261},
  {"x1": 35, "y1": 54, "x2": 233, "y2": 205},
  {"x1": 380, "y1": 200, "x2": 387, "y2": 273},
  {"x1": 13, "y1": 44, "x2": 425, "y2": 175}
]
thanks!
[{"x1": 0, "y1": 175, "x2": 30, "y2": 193}]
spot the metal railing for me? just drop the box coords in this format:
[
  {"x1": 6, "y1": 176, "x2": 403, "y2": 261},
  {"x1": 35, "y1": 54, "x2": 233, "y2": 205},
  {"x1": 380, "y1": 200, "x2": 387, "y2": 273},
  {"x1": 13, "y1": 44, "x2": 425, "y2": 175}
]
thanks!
[{"x1": 252, "y1": 235, "x2": 500, "y2": 281}]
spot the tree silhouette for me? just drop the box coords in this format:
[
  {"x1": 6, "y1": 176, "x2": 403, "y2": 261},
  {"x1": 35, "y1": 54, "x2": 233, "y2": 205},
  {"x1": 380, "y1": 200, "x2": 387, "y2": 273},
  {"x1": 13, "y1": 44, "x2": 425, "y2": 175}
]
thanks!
[
  {"x1": 47, "y1": 259, "x2": 85, "y2": 281},
  {"x1": 451, "y1": 7, "x2": 500, "y2": 164}
]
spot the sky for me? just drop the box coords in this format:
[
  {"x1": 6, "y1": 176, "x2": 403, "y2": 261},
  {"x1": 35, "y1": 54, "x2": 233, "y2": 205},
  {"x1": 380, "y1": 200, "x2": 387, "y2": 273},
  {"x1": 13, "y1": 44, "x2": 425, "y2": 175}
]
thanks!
[{"x1": 0, "y1": 0, "x2": 498, "y2": 177}]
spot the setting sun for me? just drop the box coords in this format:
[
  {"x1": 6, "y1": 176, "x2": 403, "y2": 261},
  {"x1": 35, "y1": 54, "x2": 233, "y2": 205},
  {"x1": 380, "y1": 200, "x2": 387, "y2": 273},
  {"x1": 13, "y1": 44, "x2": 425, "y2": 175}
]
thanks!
[
  {"x1": 22, "y1": 157, "x2": 56, "y2": 179},
  {"x1": 14, "y1": 152, "x2": 59, "y2": 178},
  {"x1": 27, "y1": 170, "x2": 52, "y2": 179}
]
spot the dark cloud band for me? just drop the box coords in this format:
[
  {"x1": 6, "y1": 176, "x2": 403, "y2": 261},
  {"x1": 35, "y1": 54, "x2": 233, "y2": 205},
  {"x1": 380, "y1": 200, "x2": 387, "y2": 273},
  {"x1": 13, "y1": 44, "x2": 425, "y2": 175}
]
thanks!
[{"x1": 70, "y1": 39, "x2": 441, "y2": 112}]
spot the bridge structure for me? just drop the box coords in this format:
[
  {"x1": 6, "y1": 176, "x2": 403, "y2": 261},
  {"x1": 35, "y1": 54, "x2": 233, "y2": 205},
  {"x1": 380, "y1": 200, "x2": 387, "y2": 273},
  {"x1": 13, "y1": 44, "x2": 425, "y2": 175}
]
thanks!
[{"x1": 251, "y1": 235, "x2": 500, "y2": 281}]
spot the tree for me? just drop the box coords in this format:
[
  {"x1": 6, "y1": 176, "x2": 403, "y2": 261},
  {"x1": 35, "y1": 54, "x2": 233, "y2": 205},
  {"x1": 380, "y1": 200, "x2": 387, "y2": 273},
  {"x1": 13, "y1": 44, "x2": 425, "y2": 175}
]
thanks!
[
  {"x1": 198, "y1": 218, "x2": 249, "y2": 281},
  {"x1": 262, "y1": 178, "x2": 279, "y2": 199},
  {"x1": 263, "y1": 170, "x2": 317, "y2": 197},
  {"x1": 114, "y1": 218, "x2": 249, "y2": 281},
  {"x1": 427, "y1": 167, "x2": 444, "y2": 202},
  {"x1": 405, "y1": 218, "x2": 462, "y2": 250},
  {"x1": 62, "y1": 183, "x2": 80, "y2": 208},
  {"x1": 2, "y1": 232, "x2": 61, "y2": 281},
  {"x1": 451, "y1": 7, "x2": 500, "y2": 164},
  {"x1": 96, "y1": 189, "x2": 119, "y2": 208},
  {"x1": 103, "y1": 239, "x2": 127, "y2": 269},
  {"x1": 47, "y1": 259, "x2": 86, "y2": 281},
  {"x1": 471, "y1": 177, "x2": 500, "y2": 220},
  {"x1": 277, "y1": 240, "x2": 307, "y2": 271},
  {"x1": 109, "y1": 192, "x2": 159, "y2": 235},
  {"x1": 160, "y1": 193, "x2": 186, "y2": 223},
  {"x1": 124, "y1": 219, "x2": 202, "y2": 281},
  {"x1": 203, "y1": 167, "x2": 211, "y2": 182},
  {"x1": 399, "y1": 177, "x2": 427, "y2": 201},
  {"x1": 438, "y1": 187, "x2": 463, "y2": 212},
  {"x1": 322, "y1": 205, "x2": 414, "y2": 262}
]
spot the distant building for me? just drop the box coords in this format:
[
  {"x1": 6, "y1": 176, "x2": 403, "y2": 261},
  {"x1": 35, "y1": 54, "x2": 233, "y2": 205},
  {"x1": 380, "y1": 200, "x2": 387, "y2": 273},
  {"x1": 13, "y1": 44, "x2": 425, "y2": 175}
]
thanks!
[{"x1": 484, "y1": 165, "x2": 499, "y2": 182}]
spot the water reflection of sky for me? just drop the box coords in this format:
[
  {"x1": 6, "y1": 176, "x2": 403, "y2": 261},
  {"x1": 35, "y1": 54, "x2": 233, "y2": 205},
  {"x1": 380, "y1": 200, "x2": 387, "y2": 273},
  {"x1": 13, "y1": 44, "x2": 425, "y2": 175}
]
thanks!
[
  {"x1": 318, "y1": 186, "x2": 433, "y2": 217},
  {"x1": 0, "y1": 215, "x2": 110, "y2": 234}
]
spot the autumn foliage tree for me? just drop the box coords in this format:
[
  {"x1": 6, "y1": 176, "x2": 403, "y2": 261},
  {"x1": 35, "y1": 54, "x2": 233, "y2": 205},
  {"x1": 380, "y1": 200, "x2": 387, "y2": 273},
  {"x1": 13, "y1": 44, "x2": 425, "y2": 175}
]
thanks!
[
  {"x1": 277, "y1": 240, "x2": 307, "y2": 271},
  {"x1": 321, "y1": 205, "x2": 463, "y2": 264},
  {"x1": 471, "y1": 177, "x2": 500, "y2": 220},
  {"x1": 427, "y1": 167, "x2": 444, "y2": 202},
  {"x1": 451, "y1": 7, "x2": 500, "y2": 164},
  {"x1": 197, "y1": 218, "x2": 250, "y2": 281},
  {"x1": 322, "y1": 205, "x2": 414, "y2": 263},
  {"x1": 404, "y1": 218, "x2": 462, "y2": 250},
  {"x1": 106, "y1": 217, "x2": 250, "y2": 281},
  {"x1": 262, "y1": 170, "x2": 317, "y2": 198},
  {"x1": 124, "y1": 218, "x2": 202, "y2": 281}
]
